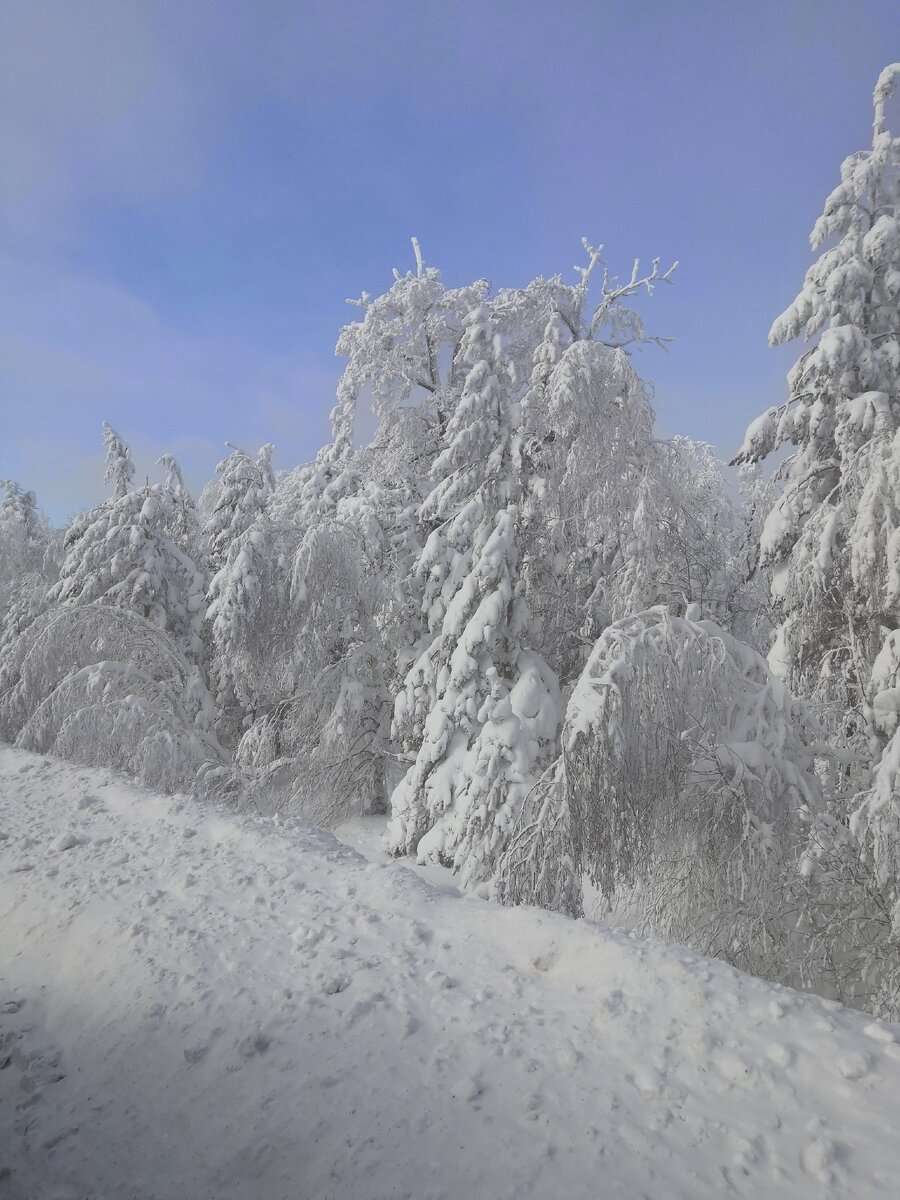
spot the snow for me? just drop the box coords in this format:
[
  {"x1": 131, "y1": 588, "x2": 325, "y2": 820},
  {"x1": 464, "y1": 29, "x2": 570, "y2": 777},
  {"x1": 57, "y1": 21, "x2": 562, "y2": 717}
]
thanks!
[{"x1": 3, "y1": 746, "x2": 900, "y2": 1200}]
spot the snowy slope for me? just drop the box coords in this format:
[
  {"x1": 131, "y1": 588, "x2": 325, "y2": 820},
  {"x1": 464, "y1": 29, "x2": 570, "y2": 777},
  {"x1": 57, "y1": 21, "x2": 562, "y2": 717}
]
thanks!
[{"x1": 2, "y1": 748, "x2": 900, "y2": 1200}]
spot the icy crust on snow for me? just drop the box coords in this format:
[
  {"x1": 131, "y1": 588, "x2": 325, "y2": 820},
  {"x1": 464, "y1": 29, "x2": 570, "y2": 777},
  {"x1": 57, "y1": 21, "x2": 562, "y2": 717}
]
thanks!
[{"x1": 2, "y1": 748, "x2": 900, "y2": 1200}]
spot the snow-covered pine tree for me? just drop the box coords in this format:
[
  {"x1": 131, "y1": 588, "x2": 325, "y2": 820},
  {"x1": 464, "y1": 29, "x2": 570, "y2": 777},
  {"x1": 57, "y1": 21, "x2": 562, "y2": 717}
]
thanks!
[
  {"x1": 50, "y1": 427, "x2": 207, "y2": 662},
  {"x1": 733, "y1": 64, "x2": 900, "y2": 756},
  {"x1": 0, "y1": 479, "x2": 61, "y2": 671},
  {"x1": 727, "y1": 67, "x2": 900, "y2": 1015},
  {"x1": 206, "y1": 513, "x2": 286, "y2": 740},
  {"x1": 204, "y1": 442, "x2": 274, "y2": 575},
  {"x1": 387, "y1": 304, "x2": 560, "y2": 888},
  {"x1": 378, "y1": 242, "x2": 680, "y2": 887},
  {"x1": 0, "y1": 435, "x2": 229, "y2": 797},
  {"x1": 102, "y1": 421, "x2": 135, "y2": 499},
  {"x1": 510, "y1": 246, "x2": 676, "y2": 683},
  {"x1": 0, "y1": 480, "x2": 53, "y2": 612},
  {"x1": 156, "y1": 453, "x2": 204, "y2": 561},
  {"x1": 0, "y1": 480, "x2": 46, "y2": 563}
]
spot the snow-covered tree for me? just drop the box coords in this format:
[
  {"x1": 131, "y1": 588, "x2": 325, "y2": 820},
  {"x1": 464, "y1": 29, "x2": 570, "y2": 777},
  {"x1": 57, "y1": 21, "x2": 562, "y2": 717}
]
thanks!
[
  {"x1": 52, "y1": 489, "x2": 206, "y2": 662},
  {"x1": 50, "y1": 428, "x2": 207, "y2": 662},
  {"x1": 647, "y1": 439, "x2": 774, "y2": 648},
  {"x1": 209, "y1": 248, "x2": 493, "y2": 812},
  {"x1": 327, "y1": 238, "x2": 488, "y2": 463},
  {"x1": 800, "y1": 613, "x2": 900, "y2": 1018},
  {"x1": 0, "y1": 480, "x2": 61, "y2": 686},
  {"x1": 206, "y1": 444, "x2": 360, "y2": 746},
  {"x1": 509, "y1": 250, "x2": 676, "y2": 684},
  {"x1": 500, "y1": 607, "x2": 825, "y2": 979},
  {"x1": 522, "y1": 357, "x2": 763, "y2": 682},
  {"x1": 734, "y1": 64, "x2": 900, "y2": 753},
  {"x1": 222, "y1": 459, "x2": 420, "y2": 816},
  {"x1": 387, "y1": 305, "x2": 560, "y2": 887},
  {"x1": 204, "y1": 443, "x2": 274, "y2": 574},
  {"x1": 103, "y1": 421, "x2": 135, "y2": 499},
  {"x1": 0, "y1": 480, "x2": 46, "y2": 564},
  {"x1": 206, "y1": 515, "x2": 287, "y2": 736},
  {"x1": 371, "y1": 241, "x2": 678, "y2": 888},
  {"x1": 0, "y1": 447, "x2": 227, "y2": 799},
  {"x1": 729, "y1": 66, "x2": 900, "y2": 1014},
  {"x1": 156, "y1": 453, "x2": 204, "y2": 561},
  {"x1": 0, "y1": 480, "x2": 56, "y2": 616},
  {"x1": 0, "y1": 604, "x2": 227, "y2": 796},
  {"x1": 235, "y1": 510, "x2": 392, "y2": 820},
  {"x1": 495, "y1": 759, "x2": 581, "y2": 916}
]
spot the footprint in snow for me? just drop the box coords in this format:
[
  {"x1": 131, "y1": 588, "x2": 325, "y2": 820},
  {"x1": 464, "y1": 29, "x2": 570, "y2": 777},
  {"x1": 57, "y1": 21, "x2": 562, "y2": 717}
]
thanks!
[
  {"x1": 236, "y1": 1032, "x2": 271, "y2": 1058},
  {"x1": 184, "y1": 1041, "x2": 211, "y2": 1064},
  {"x1": 322, "y1": 975, "x2": 352, "y2": 995},
  {"x1": 710, "y1": 1047, "x2": 755, "y2": 1085},
  {"x1": 531, "y1": 945, "x2": 558, "y2": 972},
  {"x1": 630, "y1": 1066, "x2": 664, "y2": 1097},
  {"x1": 425, "y1": 970, "x2": 457, "y2": 990},
  {"x1": 403, "y1": 921, "x2": 432, "y2": 948},
  {"x1": 602, "y1": 988, "x2": 626, "y2": 1017},
  {"x1": 800, "y1": 1135, "x2": 838, "y2": 1183},
  {"x1": 837, "y1": 1052, "x2": 871, "y2": 1080},
  {"x1": 766, "y1": 1043, "x2": 795, "y2": 1069}
]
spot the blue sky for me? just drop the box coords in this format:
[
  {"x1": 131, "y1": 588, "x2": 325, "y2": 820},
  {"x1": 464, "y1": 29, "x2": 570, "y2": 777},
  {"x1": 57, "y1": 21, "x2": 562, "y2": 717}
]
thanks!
[{"x1": 1, "y1": 0, "x2": 898, "y2": 521}]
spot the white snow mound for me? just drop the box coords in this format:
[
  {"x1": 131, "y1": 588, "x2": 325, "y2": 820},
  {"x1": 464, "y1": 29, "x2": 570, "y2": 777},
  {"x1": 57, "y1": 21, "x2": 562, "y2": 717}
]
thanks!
[{"x1": 2, "y1": 746, "x2": 899, "y2": 1199}]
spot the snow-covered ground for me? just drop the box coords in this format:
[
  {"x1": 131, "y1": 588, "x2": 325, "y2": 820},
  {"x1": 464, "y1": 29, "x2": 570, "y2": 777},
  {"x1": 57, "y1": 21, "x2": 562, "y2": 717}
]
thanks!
[{"x1": 2, "y1": 747, "x2": 900, "y2": 1200}]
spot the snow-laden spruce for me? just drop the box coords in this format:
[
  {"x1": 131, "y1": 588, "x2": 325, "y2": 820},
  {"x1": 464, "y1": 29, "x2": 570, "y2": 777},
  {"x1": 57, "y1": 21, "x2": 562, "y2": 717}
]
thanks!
[
  {"x1": 0, "y1": 480, "x2": 48, "y2": 579},
  {"x1": 735, "y1": 65, "x2": 900, "y2": 1014},
  {"x1": 386, "y1": 304, "x2": 559, "y2": 886},
  {"x1": 204, "y1": 442, "x2": 274, "y2": 574},
  {"x1": 0, "y1": 478, "x2": 57, "y2": 620},
  {"x1": 51, "y1": 431, "x2": 207, "y2": 663},
  {"x1": 102, "y1": 419, "x2": 135, "y2": 499},
  {"x1": 734, "y1": 64, "x2": 900, "y2": 739}
]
